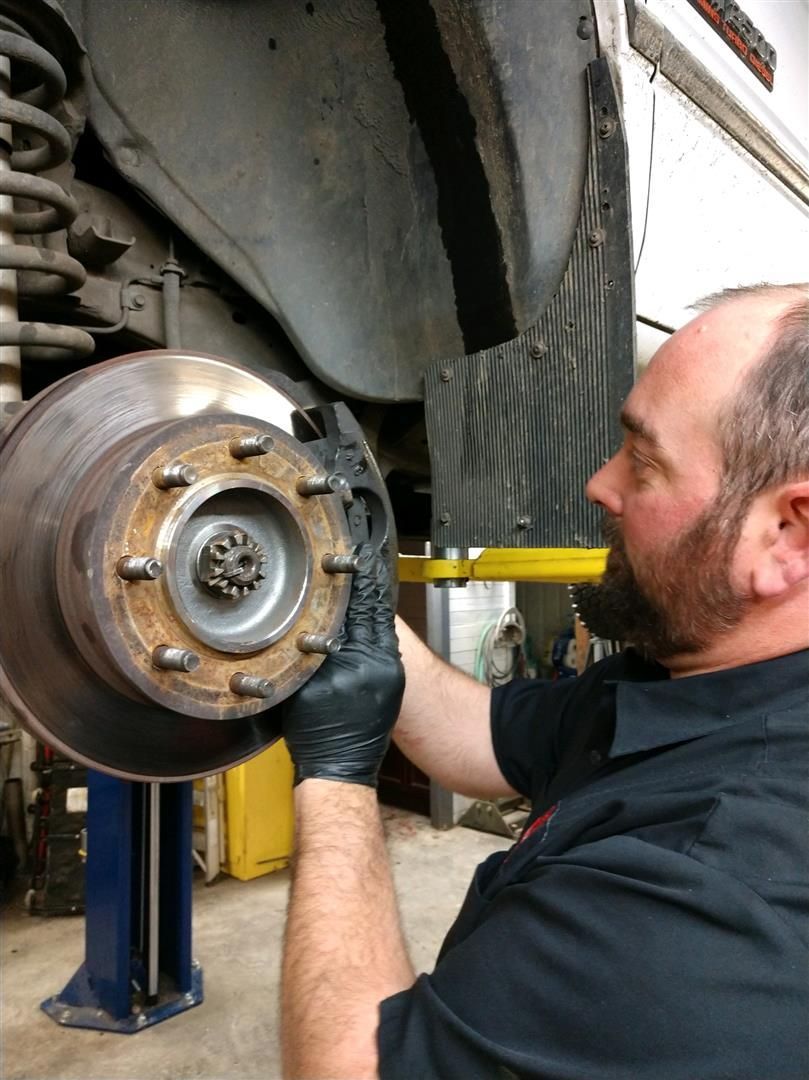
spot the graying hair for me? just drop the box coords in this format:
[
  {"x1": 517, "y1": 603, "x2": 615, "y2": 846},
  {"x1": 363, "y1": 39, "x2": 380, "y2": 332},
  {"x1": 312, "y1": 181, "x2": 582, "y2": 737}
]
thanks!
[{"x1": 694, "y1": 283, "x2": 809, "y2": 507}]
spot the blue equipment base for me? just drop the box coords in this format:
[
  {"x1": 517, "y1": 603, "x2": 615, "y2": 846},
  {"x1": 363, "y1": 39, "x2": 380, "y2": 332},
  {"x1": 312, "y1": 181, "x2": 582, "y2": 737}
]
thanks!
[
  {"x1": 40, "y1": 773, "x2": 200, "y2": 1034},
  {"x1": 41, "y1": 960, "x2": 203, "y2": 1033}
]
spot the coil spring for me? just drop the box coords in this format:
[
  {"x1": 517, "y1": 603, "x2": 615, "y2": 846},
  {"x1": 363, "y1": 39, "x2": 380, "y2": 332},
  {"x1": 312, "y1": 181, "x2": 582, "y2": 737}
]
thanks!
[{"x1": 0, "y1": 28, "x2": 93, "y2": 359}]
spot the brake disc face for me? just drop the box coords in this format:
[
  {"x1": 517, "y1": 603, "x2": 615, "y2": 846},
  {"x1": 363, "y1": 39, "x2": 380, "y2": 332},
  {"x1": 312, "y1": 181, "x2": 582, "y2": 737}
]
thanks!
[{"x1": 0, "y1": 350, "x2": 386, "y2": 781}]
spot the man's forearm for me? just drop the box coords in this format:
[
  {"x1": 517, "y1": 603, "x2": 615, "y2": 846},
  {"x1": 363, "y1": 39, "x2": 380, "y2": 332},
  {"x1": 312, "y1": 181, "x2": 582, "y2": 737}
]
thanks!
[
  {"x1": 281, "y1": 780, "x2": 415, "y2": 1079},
  {"x1": 394, "y1": 617, "x2": 515, "y2": 799}
]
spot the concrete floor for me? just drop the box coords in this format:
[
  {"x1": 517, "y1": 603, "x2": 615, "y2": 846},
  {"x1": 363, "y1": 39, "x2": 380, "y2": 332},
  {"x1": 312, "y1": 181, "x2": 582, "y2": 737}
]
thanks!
[{"x1": 0, "y1": 807, "x2": 506, "y2": 1080}]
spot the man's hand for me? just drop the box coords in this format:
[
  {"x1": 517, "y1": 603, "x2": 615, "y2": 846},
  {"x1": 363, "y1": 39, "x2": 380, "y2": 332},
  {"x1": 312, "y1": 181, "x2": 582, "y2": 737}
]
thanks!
[{"x1": 282, "y1": 544, "x2": 405, "y2": 788}]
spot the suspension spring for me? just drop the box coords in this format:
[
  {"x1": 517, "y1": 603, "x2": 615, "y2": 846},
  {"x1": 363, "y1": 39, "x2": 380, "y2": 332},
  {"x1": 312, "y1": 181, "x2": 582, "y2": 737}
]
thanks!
[{"x1": 0, "y1": 26, "x2": 93, "y2": 402}]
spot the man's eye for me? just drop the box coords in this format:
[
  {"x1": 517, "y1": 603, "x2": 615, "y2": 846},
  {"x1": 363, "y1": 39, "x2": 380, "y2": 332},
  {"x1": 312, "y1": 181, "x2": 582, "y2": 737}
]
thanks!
[{"x1": 629, "y1": 450, "x2": 653, "y2": 473}]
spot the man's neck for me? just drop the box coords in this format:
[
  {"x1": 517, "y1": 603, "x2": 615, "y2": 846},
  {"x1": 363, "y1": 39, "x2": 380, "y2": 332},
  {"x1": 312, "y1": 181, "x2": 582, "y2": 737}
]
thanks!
[{"x1": 660, "y1": 595, "x2": 809, "y2": 679}]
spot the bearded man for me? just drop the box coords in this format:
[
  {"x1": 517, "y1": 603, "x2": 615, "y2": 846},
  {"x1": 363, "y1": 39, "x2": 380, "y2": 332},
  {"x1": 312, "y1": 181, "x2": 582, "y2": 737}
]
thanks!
[{"x1": 280, "y1": 283, "x2": 808, "y2": 1079}]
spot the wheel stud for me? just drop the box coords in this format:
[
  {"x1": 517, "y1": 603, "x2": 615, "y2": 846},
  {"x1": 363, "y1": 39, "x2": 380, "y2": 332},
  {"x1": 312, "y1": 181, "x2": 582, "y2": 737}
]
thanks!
[
  {"x1": 152, "y1": 463, "x2": 198, "y2": 489},
  {"x1": 152, "y1": 646, "x2": 200, "y2": 672},
  {"x1": 229, "y1": 434, "x2": 274, "y2": 459},
  {"x1": 321, "y1": 553, "x2": 360, "y2": 574},
  {"x1": 230, "y1": 672, "x2": 273, "y2": 699},
  {"x1": 296, "y1": 632, "x2": 341, "y2": 655},
  {"x1": 295, "y1": 474, "x2": 350, "y2": 497},
  {"x1": 116, "y1": 556, "x2": 163, "y2": 581}
]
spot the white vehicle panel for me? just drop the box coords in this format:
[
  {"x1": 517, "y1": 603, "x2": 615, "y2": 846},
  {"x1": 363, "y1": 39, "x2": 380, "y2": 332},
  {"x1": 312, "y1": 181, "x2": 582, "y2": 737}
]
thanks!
[
  {"x1": 595, "y1": 1, "x2": 809, "y2": 333},
  {"x1": 645, "y1": 0, "x2": 808, "y2": 170}
]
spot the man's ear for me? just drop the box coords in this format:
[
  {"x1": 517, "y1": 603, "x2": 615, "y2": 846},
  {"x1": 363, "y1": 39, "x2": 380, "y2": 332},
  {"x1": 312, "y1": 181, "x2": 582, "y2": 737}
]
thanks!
[{"x1": 750, "y1": 481, "x2": 809, "y2": 599}]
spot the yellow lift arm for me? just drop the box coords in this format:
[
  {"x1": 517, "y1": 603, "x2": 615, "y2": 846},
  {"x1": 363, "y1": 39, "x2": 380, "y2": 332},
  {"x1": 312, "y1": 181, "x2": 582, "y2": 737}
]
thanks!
[{"x1": 398, "y1": 548, "x2": 607, "y2": 585}]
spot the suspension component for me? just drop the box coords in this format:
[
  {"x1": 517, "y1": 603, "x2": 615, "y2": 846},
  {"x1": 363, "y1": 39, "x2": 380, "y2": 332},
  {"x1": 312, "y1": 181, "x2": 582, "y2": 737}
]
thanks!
[
  {"x1": 0, "y1": 27, "x2": 93, "y2": 403},
  {"x1": 0, "y1": 20, "x2": 400, "y2": 785}
]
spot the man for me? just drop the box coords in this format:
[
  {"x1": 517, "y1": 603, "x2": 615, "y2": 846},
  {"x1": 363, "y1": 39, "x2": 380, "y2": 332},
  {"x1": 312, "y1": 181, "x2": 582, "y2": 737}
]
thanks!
[{"x1": 280, "y1": 283, "x2": 808, "y2": 1079}]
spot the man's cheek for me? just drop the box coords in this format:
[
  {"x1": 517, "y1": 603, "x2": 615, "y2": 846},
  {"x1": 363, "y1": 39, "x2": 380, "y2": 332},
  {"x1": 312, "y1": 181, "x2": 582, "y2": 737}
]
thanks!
[
  {"x1": 625, "y1": 494, "x2": 706, "y2": 549},
  {"x1": 621, "y1": 512, "x2": 666, "y2": 557}
]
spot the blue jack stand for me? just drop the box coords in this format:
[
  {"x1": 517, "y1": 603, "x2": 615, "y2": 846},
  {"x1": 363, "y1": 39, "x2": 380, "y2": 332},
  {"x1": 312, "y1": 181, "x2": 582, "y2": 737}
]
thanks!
[{"x1": 41, "y1": 771, "x2": 203, "y2": 1032}]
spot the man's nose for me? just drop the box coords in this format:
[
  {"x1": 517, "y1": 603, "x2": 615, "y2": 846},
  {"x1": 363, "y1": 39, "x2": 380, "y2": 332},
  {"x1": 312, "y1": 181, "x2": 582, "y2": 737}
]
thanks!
[{"x1": 585, "y1": 455, "x2": 623, "y2": 517}]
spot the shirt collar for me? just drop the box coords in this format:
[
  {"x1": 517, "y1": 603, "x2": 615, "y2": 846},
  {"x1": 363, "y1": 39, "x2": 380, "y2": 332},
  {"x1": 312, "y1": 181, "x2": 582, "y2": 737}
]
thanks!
[{"x1": 607, "y1": 648, "x2": 809, "y2": 758}]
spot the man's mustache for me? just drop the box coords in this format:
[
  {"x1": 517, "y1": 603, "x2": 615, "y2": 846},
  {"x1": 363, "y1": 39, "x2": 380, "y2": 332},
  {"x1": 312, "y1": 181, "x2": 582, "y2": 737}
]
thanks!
[{"x1": 601, "y1": 513, "x2": 622, "y2": 546}]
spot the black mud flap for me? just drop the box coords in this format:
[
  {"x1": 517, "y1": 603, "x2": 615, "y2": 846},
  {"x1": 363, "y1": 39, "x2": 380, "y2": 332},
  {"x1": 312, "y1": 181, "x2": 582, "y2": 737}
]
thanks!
[{"x1": 425, "y1": 57, "x2": 635, "y2": 549}]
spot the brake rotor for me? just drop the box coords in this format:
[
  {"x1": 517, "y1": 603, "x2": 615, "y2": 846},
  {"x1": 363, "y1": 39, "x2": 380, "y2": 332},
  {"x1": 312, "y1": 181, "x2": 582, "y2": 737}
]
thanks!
[{"x1": 0, "y1": 350, "x2": 362, "y2": 780}]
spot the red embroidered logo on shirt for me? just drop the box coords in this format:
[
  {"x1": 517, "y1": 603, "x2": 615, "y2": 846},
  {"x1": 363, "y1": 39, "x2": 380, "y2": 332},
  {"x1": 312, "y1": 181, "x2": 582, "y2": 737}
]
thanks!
[{"x1": 519, "y1": 802, "x2": 559, "y2": 844}]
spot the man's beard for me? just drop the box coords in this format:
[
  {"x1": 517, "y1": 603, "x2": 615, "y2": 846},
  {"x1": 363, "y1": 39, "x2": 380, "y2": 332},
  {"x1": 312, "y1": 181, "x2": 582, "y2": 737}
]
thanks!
[{"x1": 570, "y1": 502, "x2": 751, "y2": 661}]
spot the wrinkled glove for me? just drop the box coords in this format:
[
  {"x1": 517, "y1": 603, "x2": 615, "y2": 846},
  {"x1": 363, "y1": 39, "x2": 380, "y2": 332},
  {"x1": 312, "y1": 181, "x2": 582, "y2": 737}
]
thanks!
[{"x1": 281, "y1": 544, "x2": 405, "y2": 788}]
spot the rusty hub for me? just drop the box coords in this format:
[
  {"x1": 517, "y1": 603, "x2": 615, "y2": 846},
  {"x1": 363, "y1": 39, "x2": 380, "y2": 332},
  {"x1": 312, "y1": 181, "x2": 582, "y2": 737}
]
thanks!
[
  {"x1": 197, "y1": 530, "x2": 268, "y2": 598},
  {"x1": 57, "y1": 411, "x2": 352, "y2": 719},
  {"x1": 0, "y1": 350, "x2": 360, "y2": 780}
]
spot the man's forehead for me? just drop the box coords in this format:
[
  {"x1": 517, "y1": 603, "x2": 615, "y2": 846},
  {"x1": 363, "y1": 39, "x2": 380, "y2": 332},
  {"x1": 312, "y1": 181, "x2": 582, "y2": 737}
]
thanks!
[
  {"x1": 630, "y1": 296, "x2": 787, "y2": 432},
  {"x1": 650, "y1": 296, "x2": 784, "y2": 389}
]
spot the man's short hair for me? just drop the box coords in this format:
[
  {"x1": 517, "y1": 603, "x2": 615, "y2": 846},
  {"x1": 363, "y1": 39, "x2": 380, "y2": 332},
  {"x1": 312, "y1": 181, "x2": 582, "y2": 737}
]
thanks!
[{"x1": 694, "y1": 283, "x2": 809, "y2": 509}]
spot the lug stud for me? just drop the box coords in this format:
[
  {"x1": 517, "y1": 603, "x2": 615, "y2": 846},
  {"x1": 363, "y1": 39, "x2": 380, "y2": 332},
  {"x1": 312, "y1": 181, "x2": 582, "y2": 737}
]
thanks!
[
  {"x1": 152, "y1": 646, "x2": 200, "y2": 672},
  {"x1": 295, "y1": 473, "x2": 350, "y2": 497},
  {"x1": 296, "y1": 632, "x2": 341, "y2": 655},
  {"x1": 116, "y1": 556, "x2": 163, "y2": 581},
  {"x1": 321, "y1": 553, "x2": 360, "y2": 574},
  {"x1": 230, "y1": 672, "x2": 274, "y2": 699},
  {"x1": 152, "y1": 463, "x2": 198, "y2": 490},
  {"x1": 229, "y1": 434, "x2": 274, "y2": 459}
]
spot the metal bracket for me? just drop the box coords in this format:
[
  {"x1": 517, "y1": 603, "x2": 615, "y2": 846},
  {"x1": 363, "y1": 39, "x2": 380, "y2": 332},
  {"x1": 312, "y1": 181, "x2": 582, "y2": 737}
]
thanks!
[
  {"x1": 459, "y1": 797, "x2": 530, "y2": 839},
  {"x1": 399, "y1": 547, "x2": 607, "y2": 585}
]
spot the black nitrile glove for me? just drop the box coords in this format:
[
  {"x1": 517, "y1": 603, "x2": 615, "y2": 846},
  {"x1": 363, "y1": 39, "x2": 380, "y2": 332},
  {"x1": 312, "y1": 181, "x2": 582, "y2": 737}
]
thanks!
[{"x1": 281, "y1": 544, "x2": 405, "y2": 788}]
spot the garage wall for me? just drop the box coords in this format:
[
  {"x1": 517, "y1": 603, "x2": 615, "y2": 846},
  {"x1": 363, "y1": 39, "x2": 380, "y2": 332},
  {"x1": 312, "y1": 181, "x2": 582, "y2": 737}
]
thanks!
[{"x1": 447, "y1": 580, "x2": 516, "y2": 677}]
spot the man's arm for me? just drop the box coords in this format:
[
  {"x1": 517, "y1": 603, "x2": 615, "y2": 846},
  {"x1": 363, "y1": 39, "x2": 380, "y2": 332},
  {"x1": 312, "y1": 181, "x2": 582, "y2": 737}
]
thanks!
[
  {"x1": 280, "y1": 548, "x2": 411, "y2": 1078},
  {"x1": 394, "y1": 616, "x2": 518, "y2": 799},
  {"x1": 282, "y1": 780, "x2": 414, "y2": 1079}
]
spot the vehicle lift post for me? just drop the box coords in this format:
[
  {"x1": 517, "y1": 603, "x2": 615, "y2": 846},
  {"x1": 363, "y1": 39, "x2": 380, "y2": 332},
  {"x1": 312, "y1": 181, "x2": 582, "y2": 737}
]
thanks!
[{"x1": 40, "y1": 771, "x2": 202, "y2": 1032}]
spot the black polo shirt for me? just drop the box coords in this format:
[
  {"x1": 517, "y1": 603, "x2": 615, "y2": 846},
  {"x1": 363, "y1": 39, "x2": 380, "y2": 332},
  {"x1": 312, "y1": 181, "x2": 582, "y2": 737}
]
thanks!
[{"x1": 378, "y1": 648, "x2": 808, "y2": 1079}]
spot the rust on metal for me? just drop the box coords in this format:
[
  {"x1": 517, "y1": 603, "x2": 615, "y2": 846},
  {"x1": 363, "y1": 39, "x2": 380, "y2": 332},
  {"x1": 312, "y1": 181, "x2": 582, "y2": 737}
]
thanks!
[{"x1": 57, "y1": 415, "x2": 352, "y2": 721}]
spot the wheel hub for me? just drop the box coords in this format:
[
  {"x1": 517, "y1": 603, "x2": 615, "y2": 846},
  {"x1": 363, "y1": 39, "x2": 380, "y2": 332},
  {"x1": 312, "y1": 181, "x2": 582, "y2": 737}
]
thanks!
[
  {"x1": 197, "y1": 530, "x2": 268, "y2": 597},
  {"x1": 0, "y1": 350, "x2": 372, "y2": 780}
]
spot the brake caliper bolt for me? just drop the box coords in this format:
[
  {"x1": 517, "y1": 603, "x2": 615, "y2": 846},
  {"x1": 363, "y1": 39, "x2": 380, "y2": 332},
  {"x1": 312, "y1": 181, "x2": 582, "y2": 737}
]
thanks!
[
  {"x1": 116, "y1": 556, "x2": 163, "y2": 581},
  {"x1": 229, "y1": 434, "x2": 274, "y2": 459},
  {"x1": 152, "y1": 646, "x2": 201, "y2": 673},
  {"x1": 230, "y1": 673, "x2": 274, "y2": 699},
  {"x1": 296, "y1": 633, "x2": 342, "y2": 655},
  {"x1": 152, "y1": 463, "x2": 198, "y2": 490}
]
